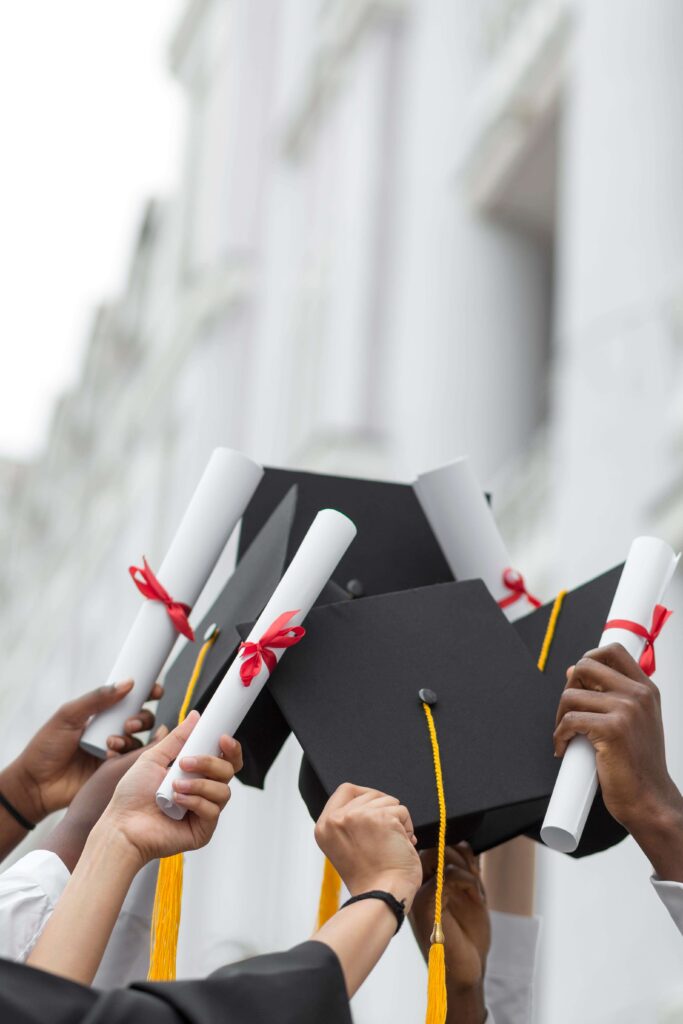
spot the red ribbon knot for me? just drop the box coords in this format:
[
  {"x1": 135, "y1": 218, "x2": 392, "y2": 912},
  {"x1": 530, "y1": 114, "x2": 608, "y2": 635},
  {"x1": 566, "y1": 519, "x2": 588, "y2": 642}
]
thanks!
[
  {"x1": 129, "y1": 558, "x2": 195, "y2": 642},
  {"x1": 603, "y1": 604, "x2": 673, "y2": 676},
  {"x1": 239, "y1": 611, "x2": 306, "y2": 686},
  {"x1": 498, "y1": 568, "x2": 542, "y2": 610}
]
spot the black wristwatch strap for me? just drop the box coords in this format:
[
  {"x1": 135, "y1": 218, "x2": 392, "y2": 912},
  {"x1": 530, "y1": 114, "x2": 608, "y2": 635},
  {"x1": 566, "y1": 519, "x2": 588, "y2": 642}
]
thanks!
[
  {"x1": 340, "y1": 890, "x2": 406, "y2": 934},
  {"x1": 0, "y1": 791, "x2": 35, "y2": 831}
]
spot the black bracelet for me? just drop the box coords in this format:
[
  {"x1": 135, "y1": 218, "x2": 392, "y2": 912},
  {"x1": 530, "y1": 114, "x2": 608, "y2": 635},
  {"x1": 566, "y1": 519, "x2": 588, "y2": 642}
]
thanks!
[
  {"x1": 0, "y1": 791, "x2": 35, "y2": 831},
  {"x1": 340, "y1": 890, "x2": 406, "y2": 934}
]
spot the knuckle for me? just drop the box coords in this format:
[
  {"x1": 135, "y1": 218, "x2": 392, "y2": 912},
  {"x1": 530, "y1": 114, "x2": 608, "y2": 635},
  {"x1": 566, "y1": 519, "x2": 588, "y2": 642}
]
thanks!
[
  {"x1": 632, "y1": 682, "x2": 653, "y2": 707},
  {"x1": 606, "y1": 711, "x2": 626, "y2": 736}
]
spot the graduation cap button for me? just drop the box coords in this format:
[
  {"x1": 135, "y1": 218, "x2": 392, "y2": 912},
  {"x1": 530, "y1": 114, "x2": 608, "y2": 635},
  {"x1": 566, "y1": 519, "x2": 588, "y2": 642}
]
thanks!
[
  {"x1": 418, "y1": 688, "x2": 437, "y2": 706},
  {"x1": 346, "y1": 579, "x2": 365, "y2": 598}
]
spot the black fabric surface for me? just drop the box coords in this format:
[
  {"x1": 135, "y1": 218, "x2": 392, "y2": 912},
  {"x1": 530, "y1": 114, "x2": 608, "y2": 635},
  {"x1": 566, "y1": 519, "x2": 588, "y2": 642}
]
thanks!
[
  {"x1": 272, "y1": 579, "x2": 569, "y2": 851},
  {"x1": 0, "y1": 942, "x2": 351, "y2": 1024},
  {"x1": 237, "y1": 466, "x2": 453, "y2": 597},
  {"x1": 513, "y1": 564, "x2": 629, "y2": 857}
]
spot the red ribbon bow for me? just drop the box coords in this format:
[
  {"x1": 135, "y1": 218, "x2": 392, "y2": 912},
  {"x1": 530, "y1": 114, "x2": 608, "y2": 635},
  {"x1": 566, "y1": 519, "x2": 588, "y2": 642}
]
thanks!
[
  {"x1": 129, "y1": 558, "x2": 195, "y2": 642},
  {"x1": 497, "y1": 568, "x2": 542, "y2": 611},
  {"x1": 239, "y1": 611, "x2": 306, "y2": 686},
  {"x1": 603, "y1": 604, "x2": 673, "y2": 676}
]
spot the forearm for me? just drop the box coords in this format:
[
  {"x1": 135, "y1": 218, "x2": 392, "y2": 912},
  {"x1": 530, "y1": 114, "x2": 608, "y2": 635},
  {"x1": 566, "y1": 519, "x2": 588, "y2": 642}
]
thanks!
[
  {"x1": 28, "y1": 818, "x2": 142, "y2": 984},
  {"x1": 0, "y1": 763, "x2": 44, "y2": 861},
  {"x1": 311, "y1": 898, "x2": 397, "y2": 998},
  {"x1": 42, "y1": 814, "x2": 93, "y2": 873},
  {"x1": 446, "y1": 984, "x2": 486, "y2": 1024},
  {"x1": 482, "y1": 837, "x2": 535, "y2": 916},
  {"x1": 628, "y1": 791, "x2": 683, "y2": 883}
]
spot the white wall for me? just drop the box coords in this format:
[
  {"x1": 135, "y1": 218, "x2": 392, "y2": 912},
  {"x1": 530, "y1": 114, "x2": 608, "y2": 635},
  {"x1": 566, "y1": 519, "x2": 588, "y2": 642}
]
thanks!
[{"x1": 1, "y1": 0, "x2": 683, "y2": 1020}]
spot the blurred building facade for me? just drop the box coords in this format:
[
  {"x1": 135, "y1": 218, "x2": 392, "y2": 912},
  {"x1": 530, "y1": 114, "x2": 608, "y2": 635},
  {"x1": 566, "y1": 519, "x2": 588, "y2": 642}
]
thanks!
[{"x1": 2, "y1": 0, "x2": 683, "y2": 1019}]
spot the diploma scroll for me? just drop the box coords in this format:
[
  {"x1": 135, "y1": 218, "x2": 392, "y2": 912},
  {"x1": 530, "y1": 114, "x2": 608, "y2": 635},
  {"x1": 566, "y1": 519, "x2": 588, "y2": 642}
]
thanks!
[
  {"x1": 156, "y1": 508, "x2": 357, "y2": 819},
  {"x1": 414, "y1": 456, "x2": 534, "y2": 621},
  {"x1": 541, "y1": 536, "x2": 679, "y2": 853},
  {"x1": 80, "y1": 448, "x2": 264, "y2": 758}
]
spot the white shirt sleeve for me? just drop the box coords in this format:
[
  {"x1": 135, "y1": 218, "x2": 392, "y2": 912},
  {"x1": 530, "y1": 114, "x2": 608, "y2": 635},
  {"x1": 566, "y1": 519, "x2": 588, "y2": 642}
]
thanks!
[
  {"x1": 0, "y1": 849, "x2": 70, "y2": 961},
  {"x1": 483, "y1": 911, "x2": 541, "y2": 1024},
  {"x1": 651, "y1": 875, "x2": 683, "y2": 935},
  {"x1": 0, "y1": 848, "x2": 156, "y2": 988}
]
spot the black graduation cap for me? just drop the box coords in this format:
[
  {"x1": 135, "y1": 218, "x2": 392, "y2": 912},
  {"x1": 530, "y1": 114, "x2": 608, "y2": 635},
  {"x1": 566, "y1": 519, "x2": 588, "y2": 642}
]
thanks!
[
  {"x1": 512, "y1": 563, "x2": 628, "y2": 857},
  {"x1": 156, "y1": 486, "x2": 350, "y2": 786},
  {"x1": 237, "y1": 466, "x2": 453, "y2": 597},
  {"x1": 268, "y1": 579, "x2": 573, "y2": 852},
  {"x1": 157, "y1": 465, "x2": 452, "y2": 787}
]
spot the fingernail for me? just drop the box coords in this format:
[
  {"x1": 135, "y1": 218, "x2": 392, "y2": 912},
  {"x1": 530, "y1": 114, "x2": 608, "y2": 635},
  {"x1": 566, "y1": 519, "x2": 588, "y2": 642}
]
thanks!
[
  {"x1": 174, "y1": 779, "x2": 191, "y2": 793},
  {"x1": 181, "y1": 756, "x2": 198, "y2": 770},
  {"x1": 154, "y1": 725, "x2": 168, "y2": 739},
  {"x1": 108, "y1": 736, "x2": 125, "y2": 750},
  {"x1": 114, "y1": 680, "x2": 134, "y2": 692},
  {"x1": 174, "y1": 793, "x2": 188, "y2": 803},
  {"x1": 128, "y1": 719, "x2": 143, "y2": 732}
]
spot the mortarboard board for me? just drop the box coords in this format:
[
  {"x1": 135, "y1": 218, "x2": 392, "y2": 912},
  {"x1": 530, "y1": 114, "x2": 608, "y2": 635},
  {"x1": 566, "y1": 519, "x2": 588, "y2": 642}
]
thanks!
[
  {"x1": 512, "y1": 563, "x2": 628, "y2": 856},
  {"x1": 158, "y1": 464, "x2": 453, "y2": 787},
  {"x1": 269, "y1": 579, "x2": 569, "y2": 852},
  {"x1": 238, "y1": 466, "x2": 453, "y2": 597}
]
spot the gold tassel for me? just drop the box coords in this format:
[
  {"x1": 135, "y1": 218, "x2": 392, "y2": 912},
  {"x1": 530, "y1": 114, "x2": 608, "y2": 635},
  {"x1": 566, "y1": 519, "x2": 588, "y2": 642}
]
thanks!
[
  {"x1": 426, "y1": 938, "x2": 447, "y2": 1024},
  {"x1": 316, "y1": 856, "x2": 342, "y2": 929},
  {"x1": 422, "y1": 701, "x2": 447, "y2": 1024},
  {"x1": 537, "y1": 590, "x2": 567, "y2": 672},
  {"x1": 148, "y1": 626, "x2": 218, "y2": 981}
]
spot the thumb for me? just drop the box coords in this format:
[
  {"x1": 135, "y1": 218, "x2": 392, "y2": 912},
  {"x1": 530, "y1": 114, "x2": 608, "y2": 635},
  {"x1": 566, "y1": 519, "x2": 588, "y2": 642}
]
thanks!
[
  {"x1": 143, "y1": 711, "x2": 199, "y2": 768},
  {"x1": 58, "y1": 681, "x2": 135, "y2": 729}
]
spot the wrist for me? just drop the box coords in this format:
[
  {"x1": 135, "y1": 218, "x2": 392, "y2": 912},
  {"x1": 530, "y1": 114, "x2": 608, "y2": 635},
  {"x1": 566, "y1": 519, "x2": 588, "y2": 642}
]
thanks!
[
  {"x1": 0, "y1": 759, "x2": 45, "y2": 826},
  {"x1": 350, "y1": 872, "x2": 417, "y2": 914},
  {"x1": 89, "y1": 811, "x2": 147, "y2": 877},
  {"x1": 628, "y1": 788, "x2": 683, "y2": 883},
  {"x1": 445, "y1": 979, "x2": 487, "y2": 1024}
]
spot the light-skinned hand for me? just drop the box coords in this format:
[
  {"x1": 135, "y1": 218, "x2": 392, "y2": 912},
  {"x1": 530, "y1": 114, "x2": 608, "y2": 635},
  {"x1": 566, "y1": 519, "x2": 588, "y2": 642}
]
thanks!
[{"x1": 315, "y1": 783, "x2": 422, "y2": 912}]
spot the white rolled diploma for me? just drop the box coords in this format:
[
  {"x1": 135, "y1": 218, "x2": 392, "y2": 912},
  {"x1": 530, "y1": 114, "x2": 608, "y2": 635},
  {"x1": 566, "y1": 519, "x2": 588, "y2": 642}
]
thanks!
[
  {"x1": 414, "y1": 456, "x2": 533, "y2": 621},
  {"x1": 156, "y1": 507, "x2": 357, "y2": 819},
  {"x1": 80, "y1": 448, "x2": 264, "y2": 758},
  {"x1": 541, "y1": 536, "x2": 679, "y2": 853}
]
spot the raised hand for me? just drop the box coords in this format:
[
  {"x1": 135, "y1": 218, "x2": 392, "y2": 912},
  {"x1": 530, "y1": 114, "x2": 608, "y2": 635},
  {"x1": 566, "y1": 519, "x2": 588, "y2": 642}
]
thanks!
[
  {"x1": 0, "y1": 681, "x2": 163, "y2": 829},
  {"x1": 101, "y1": 711, "x2": 242, "y2": 866},
  {"x1": 554, "y1": 643, "x2": 683, "y2": 881},
  {"x1": 410, "y1": 842, "x2": 490, "y2": 1010},
  {"x1": 314, "y1": 783, "x2": 422, "y2": 911}
]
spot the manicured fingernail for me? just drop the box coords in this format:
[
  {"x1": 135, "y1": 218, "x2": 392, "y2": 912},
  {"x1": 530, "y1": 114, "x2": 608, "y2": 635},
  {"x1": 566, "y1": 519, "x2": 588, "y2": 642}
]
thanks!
[
  {"x1": 174, "y1": 779, "x2": 192, "y2": 793},
  {"x1": 181, "y1": 756, "x2": 198, "y2": 770}
]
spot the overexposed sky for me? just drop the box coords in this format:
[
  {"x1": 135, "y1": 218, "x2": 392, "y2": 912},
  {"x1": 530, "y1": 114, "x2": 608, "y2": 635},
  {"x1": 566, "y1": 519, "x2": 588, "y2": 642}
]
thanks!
[{"x1": 0, "y1": 0, "x2": 184, "y2": 459}]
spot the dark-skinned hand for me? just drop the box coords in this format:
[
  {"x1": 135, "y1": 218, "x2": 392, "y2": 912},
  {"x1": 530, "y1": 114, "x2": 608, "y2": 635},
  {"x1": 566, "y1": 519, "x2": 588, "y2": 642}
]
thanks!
[
  {"x1": 410, "y1": 843, "x2": 490, "y2": 1024},
  {"x1": 554, "y1": 642, "x2": 683, "y2": 881},
  {"x1": 0, "y1": 680, "x2": 163, "y2": 829}
]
